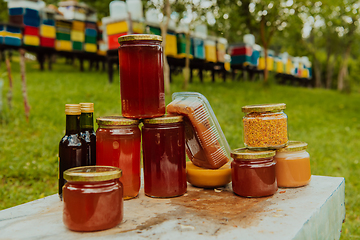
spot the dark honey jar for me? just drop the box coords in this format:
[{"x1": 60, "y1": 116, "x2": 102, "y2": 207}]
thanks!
[{"x1": 231, "y1": 148, "x2": 277, "y2": 197}]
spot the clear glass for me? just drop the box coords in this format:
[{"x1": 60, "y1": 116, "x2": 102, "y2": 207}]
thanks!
[
  {"x1": 243, "y1": 110, "x2": 288, "y2": 149},
  {"x1": 63, "y1": 179, "x2": 123, "y2": 232},
  {"x1": 275, "y1": 150, "x2": 311, "y2": 187},
  {"x1": 142, "y1": 122, "x2": 186, "y2": 198},
  {"x1": 231, "y1": 157, "x2": 277, "y2": 197},
  {"x1": 167, "y1": 92, "x2": 230, "y2": 169},
  {"x1": 118, "y1": 39, "x2": 165, "y2": 119},
  {"x1": 96, "y1": 125, "x2": 141, "y2": 200}
]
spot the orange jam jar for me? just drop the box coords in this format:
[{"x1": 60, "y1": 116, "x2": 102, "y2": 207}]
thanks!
[
  {"x1": 242, "y1": 103, "x2": 288, "y2": 149},
  {"x1": 275, "y1": 141, "x2": 311, "y2": 187},
  {"x1": 63, "y1": 166, "x2": 123, "y2": 232}
]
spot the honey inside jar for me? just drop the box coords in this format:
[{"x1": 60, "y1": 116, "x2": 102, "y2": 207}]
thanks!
[{"x1": 275, "y1": 141, "x2": 311, "y2": 188}]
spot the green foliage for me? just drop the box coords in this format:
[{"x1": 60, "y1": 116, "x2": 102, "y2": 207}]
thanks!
[{"x1": 0, "y1": 58, "x2": 359, "y2": 238}]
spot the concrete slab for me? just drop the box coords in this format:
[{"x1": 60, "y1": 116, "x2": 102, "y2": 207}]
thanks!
[{"x1": 0, "y1": 175, "x2": 345, "y2": 239}]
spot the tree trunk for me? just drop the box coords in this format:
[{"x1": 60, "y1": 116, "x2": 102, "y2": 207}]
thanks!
[
  {"x1": 313, "y1": 57, "x2": 322, "y2": 88},
  {"x1": 5, "y1": 51, "x2": 13, "y2": 110},
  {"x1": 260, "y1": 17, "x2": 269, "y2": 83},
  {"x1": 160, "y1": 0, "x2": 171, "y2": 95},
  {"x1": 337, "y1": 44, "x2": 351, "y2": 91},
  {"x1": 182, "y1": 32, "x2": 191, "y2": 90},
  {"x1": 19, "y1": 49, "x2": 31, "y2": 121},
  {"x1": 325, "y1": 54, "x2": 335, "y2": 89}
]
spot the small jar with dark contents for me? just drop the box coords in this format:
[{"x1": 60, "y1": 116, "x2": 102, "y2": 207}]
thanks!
[
  {"x1": 62, "y1": 166, "x2": 123, "y2": 232},
  {"x1": 231, "y1": 148, "x2": 277, "y2": 197},
  {"x1": 142, "y1": 115, "x2": 186, "y2": 198},
  {"x1": 242, "y1": 103, "x2": 288, "y2": 149}
]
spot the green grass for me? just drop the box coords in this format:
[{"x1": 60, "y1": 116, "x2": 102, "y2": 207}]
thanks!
[{"x1": 0, "y1": 57, "x2": 359, "y2": 238}]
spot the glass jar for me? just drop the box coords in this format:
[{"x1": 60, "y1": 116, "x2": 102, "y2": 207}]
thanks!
[
  {"x1": 118, "y1": 34, "x2": 165, "y2": 119},
  {"x1": 96, "y1": 116, "x2": 141, "y2": 200},
  {"x1": 231, "y1": 148, "x2": 277, "y2": 197},
  {"x1": 142, "y1": 115, "x2": 187, "y2": 198},
  {"x1": 242, "y1": 103, "x2": 288, "y2": 149},
  {"x1": 62, "y1": 166, "x2": 123, "y2": 232},
  {"x1": 275, "y1": 141, "x2": 311, "y2": 187}
]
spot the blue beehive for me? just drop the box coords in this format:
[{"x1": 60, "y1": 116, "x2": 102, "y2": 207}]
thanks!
[{"x1": 191, "y1": 37, "x2": 205, "y2": 60}]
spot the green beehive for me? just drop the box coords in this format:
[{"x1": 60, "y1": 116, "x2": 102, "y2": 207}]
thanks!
[{"x1": 72, "y1": 41, "x2": 83, "y2": 51}]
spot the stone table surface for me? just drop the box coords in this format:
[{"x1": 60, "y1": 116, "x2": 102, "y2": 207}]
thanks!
[{"x1": 0, "y1": 175, "x2": 345, "y2": 240}]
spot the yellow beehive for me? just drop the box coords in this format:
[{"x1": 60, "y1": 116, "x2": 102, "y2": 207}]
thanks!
[
  {"x1": 258, "y1": 57, "x2": 274, "y2": 71},
  {"x1": 285, "y1": 59, "x2": 293, "y2": 74},
  {"x1": 225, "y1": 61, "x2": 231, "y2": 71},
  {"x1": 106, "y1": 21, "x2": 128, "y2": 36},
  {"x1": 23, "y1": 35, "x2": 40, "y2": 46},
  {"x1": 205, "y1": 44, "x2": 217, "y2": 63},
  {"x1": 70, "y1": 30, "x2": 85, "y2": 42},
  {"x1": 132, "y1": 22, "x2": 144, "y2": 34},
  {"x1": 2, "y1": 32, "x2": 22, "y2": 38},
  {"x1": 276, "y1": 61, "x2": 284, "y2": 73},
  {"x1": 217, "y1": 38, "x2": 227, "y2": 63},
  {"x1": 165, "y1": 34, "x2": 177, "y2": 57},
  {"x1": 302, "y1": 69, "x2": 309, "y2": 78},
  {"x1": 84, "y1": 43, "x2": 97, "y2": 52},
  {"x1": 97, "y1": 50, "x2": 106, "y2": 56},
  {"x1": 72, "y1": 21, "x2": 85, "y2": 31},
  {"x1": 40, "y1": 25, "x2": 56, "y2": 38},
  {"x1": 56, "y1": 40, "x2": 72, "y2": 51}
]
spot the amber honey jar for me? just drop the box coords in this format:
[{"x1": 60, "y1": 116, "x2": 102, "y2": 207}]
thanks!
[
  {"x1": 275, "y1": 141, "x2": 311, "y2": 187},
  {"x1": 96, "y1": 116, "x2": 141, "y2": 200},
  {"x1": 118, "y1": 34, "x2": 165, "y2": 119},
  {"x1": 231, "y1": 148, "x2": 277, "y2": 197},
  {"x1": 242, "y1": 103, "x2": 288, "y2": 149},
  {"x1": 142, "y1": 115, "x2": 187, "y2": 198},
  {"x1": 62, "y1": 166, "x2": 123, "y2": 232}
]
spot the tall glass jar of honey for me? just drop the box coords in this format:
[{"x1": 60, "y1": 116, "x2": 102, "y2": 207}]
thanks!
[
  {"x1": 96, "y1": 116, "x2": 141, "y2": 200},
  {"x1": 118, "y1": 34, "x2": 165, "y2": 119},
  {"x1": 142, "y1": 115, "x2": 186, "y2": 198}
]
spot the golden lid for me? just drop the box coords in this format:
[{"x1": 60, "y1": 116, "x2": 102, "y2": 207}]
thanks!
[
  {"x1": 143, "y1": 114, "x2": 183, "y2": 124},
  {"x1": 231, "y1": 148, "x2": 276, "y2": 160},
  {"x1": 242, "y1": 103, "x2": 286, "y2": 113},
  {"x1": 65, "y1": 104, "x2": 81, "y2": 115},
  {"x1": 96, "y1": 116, "x2": 139, "y2": 126},
  {"x1": 80, "y1": 102, "x2": 94, "y2": 113},
  {"x1": 277, "y1": 141, "x2": 308, "y2": 152},
  {"x1": 118, "y1": 34, "x2": 162, "y2": 43},
  {"x1": 64, "y1": 166, "x2": 122, "y2": 182}
]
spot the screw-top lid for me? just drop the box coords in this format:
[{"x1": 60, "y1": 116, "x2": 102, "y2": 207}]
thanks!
[
  {"x1": 96, "y1": 116, "x2": 140, "y2": 126},
  {"x1": 231, "y1": 148, "x2": 276, "y2": 160},
  {"x1": 143, "y1": 114, "x2": 183, "y2": 124},
  {"x1": 65, "y1": 104, "x2": 81, "y2": 115},
  {"x1": 242, "y1": 103, "x2": 286, "y2": 113},
  {"x1": 118, "y1": 34, "x2": 162, "y2": 44},
  {"x1": 277, "y1": 141, "x2": 308, "y2": 152},
  {"x1": 63, "y1": 166, "x2": 122, "y2": 182},
  {"x1": 80, "y1": 103, "x2": 94, "y2": 113}
]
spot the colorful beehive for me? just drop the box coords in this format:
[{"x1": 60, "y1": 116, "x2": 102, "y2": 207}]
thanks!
[
  {"x1": 204, "y1": 37, "x2": 217, "y2": 63},
  {"x1": 0, "y1": 24, "x2": 22, "y2": 46},
  {"x1": 70, "y1": 20, "x2": 85, "y2": 51},
  {"x1": 97, "y1": 21, "x2": 107, "y2": 55},
  {"x1": 191, "y1": 37, "x2": 205, "y2": 60},
  {"x1": 84, "y1": 21, "x2": 97, "y2": 52},
  {"x1": 274, "y1": 57, "x2": 284, "y2": 73},
  {"x1": 102, "y1": 17, "x2": 128, "y2": 50},
  {"x1": 229, "y1": 43, "x2": 253, "y2": 65},
  {"x1": 146, "y1": 23, "x2": 177, "y2": 57},
  {"x1": 55, "y1": 16, "x2": 72, "y2": 51},
  {"x1": 258, "y1": 49, "x2": 274, "y2": 71},
  {"x1": 39, "y1": 8, "x2": 56, "y2": 48},
  {"x1": 176, "y1": 32, "x2": 193, "y2": 58},
  {"x1": 216, "y1": 38, "x2": 227, "y2": 63},
  {"x1": 251, "y1": 44, "x2": 261, "y2": 67}
]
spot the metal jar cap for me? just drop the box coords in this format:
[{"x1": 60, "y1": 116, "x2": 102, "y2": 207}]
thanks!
[
  {"x1": 65, "y1": 104, "x2": 81, "y2": 115},
  {"x1": 143, "y1": 114, "x2": 183, "y2": 124},
  {"x1": 242, "y1": 103, "x2": 286, "y2": 113},
  {"x1": 118, "y1": 34, "x2": 162, "y2": 44},
  {"x1": 64, "y1": 166, "x2": 122, "y2": 182},
  {"x1": 277, "y1": 141, "x2": 308, "y2": 152},
  {"x1": 231, "y1": 148, "x2": 276, "y2": 160},
  {"x1": 80, "y1": 102, "x2": 94, "y2": 113},
  {"x1": 96, "y1": 116, "x2": 140, "y2": 126}
]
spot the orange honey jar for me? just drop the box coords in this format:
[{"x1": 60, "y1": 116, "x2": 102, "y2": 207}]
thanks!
[
  {"x1": 62, "y1": 166, "x2": 123, "y2": 232},
  {"x1": 275, "y1": 141, "x2": 311, "y2": 187}
]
